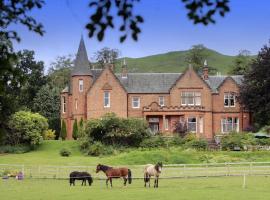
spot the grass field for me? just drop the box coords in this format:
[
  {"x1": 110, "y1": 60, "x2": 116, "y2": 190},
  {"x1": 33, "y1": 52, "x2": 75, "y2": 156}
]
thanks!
[
  {"x1": 0, "y1": 176, "x2": 269, "y2": 200},
  {"x1": 1, "y1": 140, "x2": 270, "y2": 166}
]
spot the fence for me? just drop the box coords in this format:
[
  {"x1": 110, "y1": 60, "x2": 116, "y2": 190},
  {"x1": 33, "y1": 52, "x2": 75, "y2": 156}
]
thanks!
[{"x1": 1, "y1": 162, "x2": 270, "y2": 180}]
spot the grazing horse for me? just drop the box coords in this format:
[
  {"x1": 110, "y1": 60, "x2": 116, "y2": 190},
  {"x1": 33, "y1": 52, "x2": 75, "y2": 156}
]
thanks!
[
  {"x1": 143, "y1": 162, "x2": 163, "y2": 188},
  {"x1": 96, "y1": 164, "x2": 132, "y2": 187},
  {"x1": 69, "y1": 171, "x2": 93, "y2": 186}
]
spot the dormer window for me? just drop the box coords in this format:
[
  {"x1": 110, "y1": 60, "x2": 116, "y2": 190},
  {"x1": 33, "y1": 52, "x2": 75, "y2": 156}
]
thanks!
[
  {"x1": 79, "y1": 79, "x2": 83, "y2": 92},
  {"x1": 224, "y1": 92, "x2": 235, "y2": 107},
  {"x1": 159, "y1": 96, "x2": 165, "y2": 107},
  {"x1": 181, "y1": 92, "x2": 201, "y2": 106}
]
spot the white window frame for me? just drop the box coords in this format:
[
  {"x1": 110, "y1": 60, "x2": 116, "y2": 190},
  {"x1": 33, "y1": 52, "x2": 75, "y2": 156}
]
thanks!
[
  {"x1": 104, "y1": 91, "x2": 110, "y2": 108},
  {"x1": 221, "y1": 117, "x2": 239, "y2": 133},
  {"x1": 224, "y1": 92, "x2": 236, "y2": 107},
  {"x1": 62, "y1": 96, "x2": 66, "y2": 113},
  {"x1": 181, "y1": 92, "x2": 201, "y2": 106},
  {"x1": 159, "y1": 96, "x2": 165, "y2": 107},
  {"x1": 187, "y1": 117, "x2": 197, "y2": 133},
  {"x1": 79, "y1": 79, "x2": 84, "y2": 92},
  {"x1": 132, "y1": 97, "x2": 140, "y2": 108}
]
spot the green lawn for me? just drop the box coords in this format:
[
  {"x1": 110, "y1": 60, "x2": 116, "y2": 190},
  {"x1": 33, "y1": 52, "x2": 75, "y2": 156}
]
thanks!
[
  {"x1": 1, "y1": 140, "x2": 270, "y2": 166},
  {"x1": 0, "y1": 176, "x2": 269, "y2": 200}
]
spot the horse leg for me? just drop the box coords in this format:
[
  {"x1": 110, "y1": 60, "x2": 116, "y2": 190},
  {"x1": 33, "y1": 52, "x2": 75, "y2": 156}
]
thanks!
[
  {"x1": 124, "y1": 177, "x2": 127, "y2": 186},
  {"x1": 154, "y1": 178, "x2": 156, "y2": 188},
  {"x1": 110, "y1": 178, "x2": 113, "y2": 187},
  {"x1": 157, "y1": 177, "x2": 159, "y2": 188},
  {"x1": 148, "y1": 176, "x2": 151, "y2": 188},
  {"x1": 106, "y1": 178, "x2": 109, "y2": 188}
]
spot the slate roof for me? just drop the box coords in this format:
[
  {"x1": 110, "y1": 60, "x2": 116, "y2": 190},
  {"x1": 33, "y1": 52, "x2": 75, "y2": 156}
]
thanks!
[
  {"x1": 71, "y1": 37, "x2": 92, "y2": 76},
  {"x1": 116, "y1": 73, "x2": 181, "y2": 93},
  {"x1": 206, "y1": 75, "x2": 243, "y2": 93}
]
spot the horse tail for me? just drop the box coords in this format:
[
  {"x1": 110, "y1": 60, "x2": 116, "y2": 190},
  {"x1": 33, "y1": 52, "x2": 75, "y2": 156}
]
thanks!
[
  {"x1": 89, "y1": 176, "x2": 93, "y2": 185},
  {"x1": 128, "y1": 169, "x2": 132, "y2": 184}
]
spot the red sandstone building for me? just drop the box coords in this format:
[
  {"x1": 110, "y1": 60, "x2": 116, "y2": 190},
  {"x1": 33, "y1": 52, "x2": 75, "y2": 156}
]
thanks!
[{"x1": 61, "y1": 38, "x2": 251, "y2": 140}]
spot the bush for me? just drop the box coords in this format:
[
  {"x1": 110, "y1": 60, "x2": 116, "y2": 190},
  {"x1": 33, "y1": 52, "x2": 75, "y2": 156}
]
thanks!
[
  {"x1": 168, "y1": 136, "x2": 185, "y2": 146},
  {"x1": 82, "y1": 113, "x2": 150, "y2": 148},
  {"x1": 140, "y1": 136, "x2": 167, "y2": 148},
  {"x1": 220, "y1": 132, "x2": 256, "y2": 151},
  {"x1": 59, "y1": 148, "x2": 71, "y2": 157},
  {"x1": 44, "y1": 129, "x2": 56, "y2": 140},
  {"x1": 7, "y1": 111, "x2": 48, "y2": 146},
  {"x1": 60, "y1": 120, "x2": 67, "y2": 140},
  {"x1": 185, "y1": 139, "x2": 208, "y2": 150},
  {"x1": 86, "y1": 141, "x2": 114, "y2": 156},
  {"x1": 0, "y1": 145, "x2": 31, "y2": 154},
  {"x1": 72, "y1": 119, "x2": 78, "y2": 140},
  {"x1": 256, "y1": 138, "x2": 270, "y2": 146}
]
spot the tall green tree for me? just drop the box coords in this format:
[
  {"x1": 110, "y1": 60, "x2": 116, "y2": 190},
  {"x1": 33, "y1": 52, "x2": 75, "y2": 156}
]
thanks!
[
  {"x1": 72, "y1": 119, "x2": 78, "y2": 140},
  {"x1": 240, "y1": 41, "x2": 270, "y2": 127},
  {"x1": 229, "y1": 50, "x2": 252, "y2": 75},
  {"x1": 33, "y1": 84, "x2": 61, "y2": 138},
  {"x1": 60, "y1": 120, "x2": 67, "y2": 140}
]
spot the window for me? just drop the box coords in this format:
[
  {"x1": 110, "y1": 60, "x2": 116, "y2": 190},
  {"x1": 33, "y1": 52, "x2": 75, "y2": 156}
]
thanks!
[
  {"x1": 104, "y1": 91, "x2": 110, "y2": 108},
  {"x1": 224, "y1": 92, "x2": 235, "y2": 107},
  {"x1": 159, "y1": 96, "x2": 165, "y2": 107},
  {"x1": 221, "y1": 117, "x2": 239, "y2": 133},
  {"x1": 75, "y1": 99, "x2": 78, "y2": 110},
  {"x1": 187, "y1": 117, "x2": 197, "y2": 133},
  {"x1": 62, "y1": 96, "x2": 66, "y2": 113},
  {"x1": 79, "y1": 79, "x2": 83, "y2": 92},
  {"x1": 132, "y1": 97, "x2": 140, "y2": 108},
  {"x1": 165, "y1": 118, "x2": 169, "y2": 130},
  {"x1": 181, "y1": 92, "x2": 201, "y2": 106}
]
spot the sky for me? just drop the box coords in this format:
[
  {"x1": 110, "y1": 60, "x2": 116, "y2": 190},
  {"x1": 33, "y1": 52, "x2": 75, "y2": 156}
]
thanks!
[{"x1": 12, "y1": 0, "x2": 270, "y2": 70}]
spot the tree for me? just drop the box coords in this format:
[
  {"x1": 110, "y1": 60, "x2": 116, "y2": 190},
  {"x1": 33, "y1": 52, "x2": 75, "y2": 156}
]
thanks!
[
  {"x1": 72, "y1": 119, "x2": 78, "y2": 140},
  {"x1": 86, "y1": 0, "x2": 230, "y2": 42},
  {"x1": 240, "y1": 41, "x2": 270, "y2": 127},
  {"x1": 16, "y1": 50, "x2": 47, "y2": 108},
  {"x1": 229, "y1": 50, "x2": 252, "y2": 75},
  {"x1": 60, "y1": 120, "x2": 67, "y2": 140},
  {"x1": 93, "y1": 47, "x2": 120, "y2": 69},
  {"x1": 33, "y1": 84, "x2": 61, "y2": 138},
  {"x1": 185, "y1": 44, "x2": 209, "y2": 72}
]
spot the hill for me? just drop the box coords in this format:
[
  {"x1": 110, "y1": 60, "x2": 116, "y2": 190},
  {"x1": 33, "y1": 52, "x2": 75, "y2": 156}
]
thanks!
[{"x1": 113, "y1": 48, "x2": 254, "y2": 74}]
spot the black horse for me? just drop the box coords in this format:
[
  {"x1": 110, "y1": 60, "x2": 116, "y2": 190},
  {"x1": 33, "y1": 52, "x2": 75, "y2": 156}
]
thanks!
[{"x1": 69, "y1": 171, "x2": 93, "y2": 186}]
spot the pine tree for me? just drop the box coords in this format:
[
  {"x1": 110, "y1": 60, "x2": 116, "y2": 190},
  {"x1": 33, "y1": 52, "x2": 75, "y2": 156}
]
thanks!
[
  {"x1": 72, "y1": 119, "x2": 78, "y2": 140},
  {"x1": 60, "y1": 120, "x2": 67, "y2": 140}
]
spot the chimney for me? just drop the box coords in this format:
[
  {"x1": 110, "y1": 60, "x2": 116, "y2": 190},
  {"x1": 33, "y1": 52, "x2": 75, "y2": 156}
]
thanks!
[
  {"x1": 202, "y1": 60, "x2": 209, "y2": 80},
  {"x1": 121, "y1": 58, "x2": 128, "y2": 78},
  {"x1": 104, "y1": 62, "x2": 114, "y2": 71}
]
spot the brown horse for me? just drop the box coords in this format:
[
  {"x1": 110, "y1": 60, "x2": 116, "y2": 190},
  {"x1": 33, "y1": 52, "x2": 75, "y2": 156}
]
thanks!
[{"x1": 96, "y1": 164, "x2": 132, "y2": 187}]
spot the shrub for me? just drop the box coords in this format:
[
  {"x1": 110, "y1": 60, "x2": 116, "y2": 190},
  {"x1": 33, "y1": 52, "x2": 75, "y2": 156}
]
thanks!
[
  {"x1": 185, "y1": 139, "x2": 208, "y2": 150},
  {"x1": 82, "y1": 113, "x2": 150, "y2": 148},
  {"x1": 7, "y1": 111, "x2": 48, "y2": 146},
  {"x1": 60, "y1": 120, "x2": 67, "y2": 140},
  {"x1": 86, "y1": 141, "x2": 113, "y2": 156},
  {"x1": 0, "y1": 145, "x2": 31, "y2": 154},
  {"x1": 220, "y1": 132, "x2": 256, "y2": 151},
  {"x1": 72, "y1": 119, "x2": 78, "y2": 140},
  {"x1": 168, "y1": 136, "x2": 185, "y2": 146},
  {"x1": 44, "y1": 129, "x2": 56, "y2": 140},
  {"x1": 256, "y1": 138, "x2": 270, "y2": 146},
  {"x1": 59, "y1": 148, "x2": 71, "y2": 157},
  {"x1": 140, "y1": 136, "x2": 167, "y2": 148}
]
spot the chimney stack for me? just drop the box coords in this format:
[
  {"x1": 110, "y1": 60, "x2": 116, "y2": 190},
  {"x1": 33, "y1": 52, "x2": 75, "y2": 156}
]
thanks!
[{"x1": 202, "y1": 60, "x2": 209, "y2": 80}]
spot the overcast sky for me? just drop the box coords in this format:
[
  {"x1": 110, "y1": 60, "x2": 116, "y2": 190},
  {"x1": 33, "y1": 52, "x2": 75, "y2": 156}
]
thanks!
[{"x1": 12, "y1": 0, "x2": 270, "y2": 69}]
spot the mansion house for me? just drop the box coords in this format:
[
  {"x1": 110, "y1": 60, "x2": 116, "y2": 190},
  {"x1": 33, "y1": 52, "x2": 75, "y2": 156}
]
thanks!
[{"x1": 60, "y1": 38, "x2": 251, "y2": 140}]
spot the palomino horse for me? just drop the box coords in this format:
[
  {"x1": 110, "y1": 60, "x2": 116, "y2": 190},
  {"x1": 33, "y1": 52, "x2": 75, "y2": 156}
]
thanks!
[
  {"x1": 69, "y1": 171, "x2": 93, "y2": 186},
  {"x1": 96, "y1": 164, "x2": 132, "y2": 187},
  {"x1": 143, "y1": 162, "x2": 163, "y2": 188}
]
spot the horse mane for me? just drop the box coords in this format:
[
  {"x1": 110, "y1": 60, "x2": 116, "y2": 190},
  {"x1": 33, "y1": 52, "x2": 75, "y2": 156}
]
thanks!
[{"x1": 100, "y1": 164, "x2": 113, "y2": 171}]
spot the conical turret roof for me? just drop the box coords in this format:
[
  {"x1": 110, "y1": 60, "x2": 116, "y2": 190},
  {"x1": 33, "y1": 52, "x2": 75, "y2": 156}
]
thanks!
[{"x1": 71, "y1": 37, "x2": 92, "y2": 76}]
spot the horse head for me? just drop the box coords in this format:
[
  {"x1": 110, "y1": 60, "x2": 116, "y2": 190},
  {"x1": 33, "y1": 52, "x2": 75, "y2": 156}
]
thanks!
[
  {"x1": 96, "y1": 164, "x2": 101, "y2": 173},
  {"x1": 155, "y1": 162, "x2": 163, "y2": 173}
]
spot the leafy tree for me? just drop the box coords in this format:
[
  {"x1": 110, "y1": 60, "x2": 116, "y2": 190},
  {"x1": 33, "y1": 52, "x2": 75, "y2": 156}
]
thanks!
[
  {"x1": 60, "y1": 120, "x2": 67, "y2": 140},
  {"x1": 93, "y1": 47, "x2": 120, "y2": 69},
  {"x1": 7, "y1": 111, "x2": 48, "y2": 146},
  {"x1": 72, "y1": 119, "x2": 78, "y2": 140},
  {"x1": 240, "y1": 41, "x2": 270, "y2": 127},
  {"x1": 16, "y1": 50, "x2": 47, "y2": 108},
  {"x1": 33, "y1": 84, "x2": 61, "y2": 138},
  {"x1": 86, "y1": 0, "x2": 230, "y2": 42},
  {"x1": 229, "y1": 50, "x2": 252, "y2": 75},
  {"x1": 185, "y1": 44, "x2": 209, "y2": 72}
]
